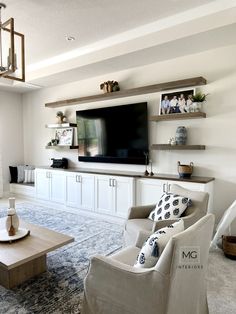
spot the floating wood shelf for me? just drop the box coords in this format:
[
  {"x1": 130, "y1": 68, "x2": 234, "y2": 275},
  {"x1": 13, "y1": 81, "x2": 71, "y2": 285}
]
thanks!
[
  {"x1": 150, "y1": 112, "x2": 206, "y2": 121},
  {"x1": 45, "y1": 145, "x2": 78, "y2": 149},
  {"x1": 45, "y1": 123, "x2": 77, "y2": 128},
  {"x1": 151, "y1": 144, "x2": 205, "y2": 150},
  {"x1": 45, "y1": 76, "x2": 207, "y2": 108}
]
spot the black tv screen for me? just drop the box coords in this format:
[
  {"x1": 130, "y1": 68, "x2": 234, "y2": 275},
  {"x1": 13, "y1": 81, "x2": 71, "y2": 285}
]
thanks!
[{"x1": 76, "y1": 102, "x2": 148, "y2": 164}]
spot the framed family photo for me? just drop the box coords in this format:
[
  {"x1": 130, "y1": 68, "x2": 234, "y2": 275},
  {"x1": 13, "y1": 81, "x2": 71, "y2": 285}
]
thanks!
[
  {"x1": 159, "y1": 88, "x2": 195, "y2": 115},
  {"x1": 55, "y1": 128, "x2": 73, "y2": 146}
]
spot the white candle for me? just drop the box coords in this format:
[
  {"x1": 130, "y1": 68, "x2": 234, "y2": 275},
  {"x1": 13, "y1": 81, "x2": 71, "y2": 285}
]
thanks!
[{"x1": 9, "y1": 197, "x2": 15, "y2": 209}]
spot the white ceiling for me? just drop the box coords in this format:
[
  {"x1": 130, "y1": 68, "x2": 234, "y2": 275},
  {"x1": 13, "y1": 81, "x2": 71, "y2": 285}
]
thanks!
[
  {"x1": 3, "y1": 0, "x2": 215, "y2": 65},
  {"x1": 0, "y1": 0, "x2": 236, "y2": 91}
]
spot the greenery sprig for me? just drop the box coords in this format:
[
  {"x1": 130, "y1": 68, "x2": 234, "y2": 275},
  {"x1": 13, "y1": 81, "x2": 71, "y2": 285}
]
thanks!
[{"x1": 192, "y1": 92, "x2": 209, "y2": 102}]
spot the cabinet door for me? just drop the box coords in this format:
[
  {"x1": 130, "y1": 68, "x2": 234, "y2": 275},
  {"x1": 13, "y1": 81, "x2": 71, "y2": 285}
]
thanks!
[
  {"x1": 95, "y1": 175, "x2": 113, "y2": 215},
  {"x1": 136, "y1": 178, "x2": 164, "y2": 206},
  {"x1": 65, "y1": 173, "x2": 79, "y2": 207},
  {"x1": 79, "y1": 174, "x2": 95, "y2": 211},
  {"x1": 113, "y1": 176, "x2": 134, "y2": 218},
  {"x1": 35, "y1": 169, "x2": 50, "y2": 200},
  {"x1": 50, "y1": 171, "x2": 65, "y2": 203}
]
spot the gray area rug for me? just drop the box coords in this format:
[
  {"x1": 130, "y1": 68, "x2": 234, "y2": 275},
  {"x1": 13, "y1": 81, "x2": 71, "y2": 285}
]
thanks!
[
  {"x1": 0, "y1": 203, "x2": 235, "y2": 314},
  {"x1": 207, "y1": 249, "x2": 236, "y2": 314},
  {"x1": 0, "y1": 203, "x2": 123, "y2": 313}
]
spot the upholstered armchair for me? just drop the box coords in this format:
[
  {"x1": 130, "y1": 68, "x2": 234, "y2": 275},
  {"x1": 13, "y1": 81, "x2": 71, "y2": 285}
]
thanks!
[
  {"x1": 124, "y1": 183, "x2": 209, "y2": 246},
  {"x1": 82, "y1": 214, "x2": 215, "y2": 314}
]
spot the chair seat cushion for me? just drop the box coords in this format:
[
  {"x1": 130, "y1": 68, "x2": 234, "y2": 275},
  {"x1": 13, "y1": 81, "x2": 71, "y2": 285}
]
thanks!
[
  {"x1": 110, "y1": 246, "x2": 140, "y2": 266},
  {"x1": 148, "y1": 193, "x2": 191, "y2": 222},
  {"x1": 124, "y1": 218, "x2": 154, "y2": 246},
  {"x1": 134, "y1": 219, "x2": 184, "y2": 268}
]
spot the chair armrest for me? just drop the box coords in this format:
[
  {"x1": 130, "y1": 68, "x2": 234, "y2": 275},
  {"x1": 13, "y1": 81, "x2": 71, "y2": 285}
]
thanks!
[
  {"x1": 135, "y1": 230, "x2": 153, "y2": 248},
  {"x1": 127, "y1": 204, "x2": 156, "y2": 219},
  {"x1": 152, "y1": 219, "x2": 179, "y2": 232},
  {"x1": 90, "y1": 254, "x2": 148, "y2": 274},
  {"x1": 152, "y1": 211, "x2": 198, "y2": 232}
]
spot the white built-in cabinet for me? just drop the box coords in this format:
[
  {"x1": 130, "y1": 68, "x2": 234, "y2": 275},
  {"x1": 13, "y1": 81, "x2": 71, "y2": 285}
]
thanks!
[
  {"x1": 35, "y1": 169, "x2": 135, "y2": 218},
  {"x1": 35, "y1": 168, "x2": 214, "y2": 217},
  {"x1": 65, "y1": 172, "x2": 94, "y2": 211},
  {"x1": 136, "y1": 178, "x2": 214, "y2": 212},
  {"x1": 35, "y1": 169, "x2": 65, "y2": 203},
  {"x1": 95, "y1": 175, "x2": 134, "y2": 218}
]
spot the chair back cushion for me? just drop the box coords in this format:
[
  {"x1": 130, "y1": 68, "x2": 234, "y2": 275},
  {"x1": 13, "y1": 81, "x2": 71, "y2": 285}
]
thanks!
[{"x1": 169, "y1": 184, "x2": 209, "y2": 217}]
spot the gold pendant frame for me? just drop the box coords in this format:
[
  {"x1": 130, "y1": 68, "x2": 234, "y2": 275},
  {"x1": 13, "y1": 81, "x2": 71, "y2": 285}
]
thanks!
[{"x1": 0, "y1": 17, "x2": 25, "y2": 82}]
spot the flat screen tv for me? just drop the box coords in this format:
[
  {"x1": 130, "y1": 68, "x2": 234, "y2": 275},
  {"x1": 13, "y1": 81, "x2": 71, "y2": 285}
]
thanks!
[{"x1": 76, "y1": 102, "x2": 148, "y2": 165}]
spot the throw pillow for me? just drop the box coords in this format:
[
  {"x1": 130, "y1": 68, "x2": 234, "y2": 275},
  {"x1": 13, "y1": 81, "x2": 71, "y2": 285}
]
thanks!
[
  {"x1": 9, "y1": 166, "x2": 18, "y2": 183},
  {"x1": 148, "y1": 192, "x2": 191, "y2": 222},
  {"x1": 134, "y1": 220, "x2": 184, "y2": 268},
  {"x1": 24, "y1": 169, "x2": 35, "y2": 183},
  {"x1": 17, "y1": 165, "x2": 25, "y2": 183}
]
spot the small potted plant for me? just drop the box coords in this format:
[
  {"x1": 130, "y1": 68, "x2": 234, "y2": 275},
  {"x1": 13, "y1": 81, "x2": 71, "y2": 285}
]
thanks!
[
  {"x1": 191, "y1": 92, "x2": 208, "y2": 112},
  {"x1": 56, "y1": 111, "x2": 64, "y2": 123},
  {"x1": 100, "y1": 80, "x2": 120, "y2": 93}
]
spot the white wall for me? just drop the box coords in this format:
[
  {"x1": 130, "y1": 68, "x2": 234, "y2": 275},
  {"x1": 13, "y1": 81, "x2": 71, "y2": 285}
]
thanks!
[
  {"x1": 22, "y1": 44, "x2": 236, "y2": 224},
  {"x1": 0, "y1": 91, "x2": 24, "y2": 192}
]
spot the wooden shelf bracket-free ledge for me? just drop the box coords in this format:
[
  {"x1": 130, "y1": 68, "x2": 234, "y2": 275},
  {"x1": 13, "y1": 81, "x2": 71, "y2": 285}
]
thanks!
[
  {"x1": 151, "y1": 144, "x2": 206, "y2": 150},
  {"x1": 45, "y1": 145, "x2": 78, "y2": 149},
  {"x1": 45, "y1": 76, "x2": 207, "y2": 108},
  {"x1": 150, "y1": 112, "x2": 206, "y2": 121}
]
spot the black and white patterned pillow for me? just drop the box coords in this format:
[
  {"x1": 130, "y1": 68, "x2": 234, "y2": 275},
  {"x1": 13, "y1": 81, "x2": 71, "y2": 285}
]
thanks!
[
  {"x1": 134, "y1": 220, "x2": 184, "y2": 268},
  {"x1": 148, "y1": 192, "x2": 191, "y2": 222}
]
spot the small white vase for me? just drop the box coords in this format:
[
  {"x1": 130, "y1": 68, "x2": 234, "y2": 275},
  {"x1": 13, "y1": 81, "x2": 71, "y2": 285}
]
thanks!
[{"x1": 192, "y1": 102, "x2": 202, "y2": 112}]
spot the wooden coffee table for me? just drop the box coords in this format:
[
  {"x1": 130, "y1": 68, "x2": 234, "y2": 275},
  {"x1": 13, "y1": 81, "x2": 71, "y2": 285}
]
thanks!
[{"x1": 0, "y1": 218, "x2": 74, "y2": 289}]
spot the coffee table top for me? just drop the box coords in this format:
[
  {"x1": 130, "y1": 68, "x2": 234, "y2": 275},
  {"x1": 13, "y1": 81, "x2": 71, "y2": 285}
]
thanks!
[{"x1": 0, "y1": 218, "x2": 74, "y2": 269}]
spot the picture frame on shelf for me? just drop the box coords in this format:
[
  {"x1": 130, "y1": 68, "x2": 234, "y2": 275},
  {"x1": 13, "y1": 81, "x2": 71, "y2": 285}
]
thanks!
[
  {"x1": 55, "y1": 128, "x2": 73, "y2": 146},
  {"x1": 159, "y1": 88, "x2": 196, "y2": 115}
]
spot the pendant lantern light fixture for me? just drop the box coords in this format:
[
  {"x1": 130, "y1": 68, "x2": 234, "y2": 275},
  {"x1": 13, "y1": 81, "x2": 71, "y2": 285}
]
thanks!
[{"x1": 0, "y1": 2, "x2": 25, "y2": 82}]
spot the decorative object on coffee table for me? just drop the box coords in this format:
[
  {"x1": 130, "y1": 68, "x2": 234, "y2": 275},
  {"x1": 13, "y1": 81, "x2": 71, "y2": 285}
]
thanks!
[
  {"x1": 222, "y1": 235, "x2": 236, "y2": 260},
  {"x1": 175, "y1": 126, "x2": 187, "y2": 145},
  {"x1": 178, "y1": 161, "x2": 194, "y2": 178},
  {"x1": 6, "y1": 197, "x2": 19, "y2": 236},
  {"x1": 0, "y1": 228, "x2": 30, "y2": 242}
]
